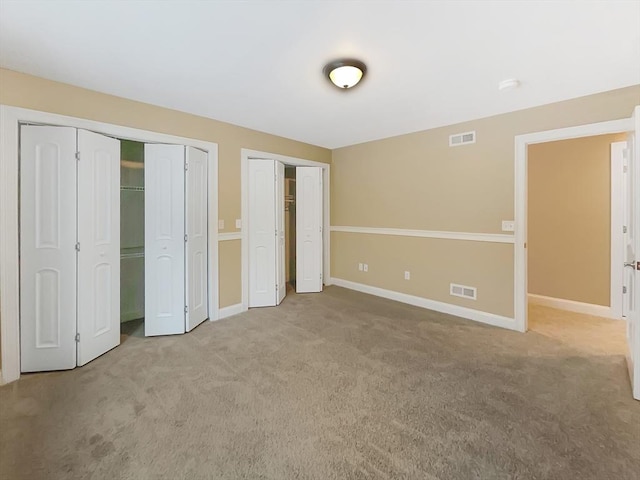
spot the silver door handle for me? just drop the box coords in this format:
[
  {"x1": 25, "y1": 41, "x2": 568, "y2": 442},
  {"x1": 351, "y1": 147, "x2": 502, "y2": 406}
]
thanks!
[{"x1": 625, "y1": 262, "x2": 637, "y2": 269}]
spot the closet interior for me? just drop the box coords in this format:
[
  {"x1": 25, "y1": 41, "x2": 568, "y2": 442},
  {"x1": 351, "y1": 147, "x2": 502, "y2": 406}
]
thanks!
[
  {"x1": 285, "y1": 166, "x2": 296, "y2": 291},
  {"x1": 120, "y1": 140, "x2": 145, "y2": 333}
]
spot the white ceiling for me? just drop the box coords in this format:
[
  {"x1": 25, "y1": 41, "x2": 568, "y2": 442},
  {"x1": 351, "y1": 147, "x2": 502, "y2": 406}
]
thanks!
[{"x1": 1, "y1": 1, "x2": 639, "y2": 149}]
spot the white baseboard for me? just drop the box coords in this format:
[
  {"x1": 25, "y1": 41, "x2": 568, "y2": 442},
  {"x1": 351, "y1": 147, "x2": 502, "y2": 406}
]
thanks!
[
  {"x1": 218, "y1": 303, "x2": 245, "y2": 320},
  {"x1": 329, "y1": 277, "x2": 519, "y2": 331},
  {"x1": 528, "y1": 294, "x2": 620, "y2": 320}
]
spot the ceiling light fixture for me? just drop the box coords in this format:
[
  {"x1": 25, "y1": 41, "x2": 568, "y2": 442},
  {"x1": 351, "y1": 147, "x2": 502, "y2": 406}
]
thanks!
[{"x1": 323, "y1": 59, "x2": 367, "y2": 89}]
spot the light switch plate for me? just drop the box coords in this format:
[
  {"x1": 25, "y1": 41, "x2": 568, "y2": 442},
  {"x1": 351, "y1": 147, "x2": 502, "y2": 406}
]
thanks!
[
  {"x1": 358, "y1": 263, "x2": 363, "y2": 271},
  {"x1": 404, "y1": 271, "x2": 410, "y2": 280},
  {"x1": 235, "y1": 219, "x2": 242, "y2": 229},
  {"x1": 501, "y1": 220, "x2": 515, "y2": 232},
  {"x1": 363, "y1": 264, "x2": 368, "y2": 272},
  {"x1": 218, "y1": 219, "x2": 225, "y2": 230}
]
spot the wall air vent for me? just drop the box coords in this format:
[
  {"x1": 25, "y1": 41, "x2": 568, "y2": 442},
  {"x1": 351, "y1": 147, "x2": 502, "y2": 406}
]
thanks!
[
  {"x1": 449, "y1": 131, "x2": 476, "y2": 147},
  {"x1": 450, "y1": 283, "x2": 477, "y2": 300}
]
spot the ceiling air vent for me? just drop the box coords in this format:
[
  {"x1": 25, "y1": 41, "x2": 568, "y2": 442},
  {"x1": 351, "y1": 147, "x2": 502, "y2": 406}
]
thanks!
[
  {"x1": 450, "y1": 283, "x2": 477, "y2": 300},
  {"x1": 449, "y1": 131, "x2": 476, "y2": 147}
]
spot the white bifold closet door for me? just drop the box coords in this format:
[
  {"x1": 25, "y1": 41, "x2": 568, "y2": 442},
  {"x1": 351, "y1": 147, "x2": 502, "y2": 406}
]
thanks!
[
  {"x1": 145, "y1": 144, "x2": 186, "y2": 336},
  {"x1": 144, "y1": 145, "x2": 209, "y2": 335},
  {"x1": 20, "y1": 126, "x2": 120, "y2": 372},
  {"x1": 20, "y1": 126, "x2": 78, "y2": 372},
  {"x1": 276, "y1": 161, "x2": 286, "y2": 305},
  {"x1": 248, "y1": 159, "x2": 282, "y2": 307},
  {"x1": 76, "y1": 130, "x2": 121, "y2": 366},
  {"x1": 296, "y1": 167, "x2": 323, "y2": 293},
  {"x1": 185, "y1": 147, "x2": 209, "y2": 331}
]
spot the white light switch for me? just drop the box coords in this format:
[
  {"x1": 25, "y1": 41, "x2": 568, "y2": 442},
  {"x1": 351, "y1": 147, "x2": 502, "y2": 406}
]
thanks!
[
  {"x1": 218, "y1": 219, "x2": 225, "y2": 230},
  {"x1": 501, "y1": 220, "x2": 515, "y2": 232},
  {"x1": 358, "y1": 263, "x2": 363, "y2": 271},
  {"x1": 404, "y1": 271, "x2": 410, "y2": 280},
  {"x1": 235, "y1": 219, "x2": 242, "y2": 229}
]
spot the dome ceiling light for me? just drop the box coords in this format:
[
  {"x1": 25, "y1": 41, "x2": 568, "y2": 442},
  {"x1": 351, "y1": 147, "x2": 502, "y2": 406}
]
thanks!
[{"x1": 323, "y1": 59, "x2": 367, "y2": 90}]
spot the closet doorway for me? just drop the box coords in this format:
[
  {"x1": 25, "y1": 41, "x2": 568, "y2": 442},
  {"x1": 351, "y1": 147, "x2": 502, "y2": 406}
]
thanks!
[
  {"x1": 120, "y1": 142, "x2": 209, "y2": 337},
  {"x1": 10, "y1": 113, "x2": 217, "y2": 377},
  {"x1": 242, "y1": 149, "x2": 330, "y2": 309}
]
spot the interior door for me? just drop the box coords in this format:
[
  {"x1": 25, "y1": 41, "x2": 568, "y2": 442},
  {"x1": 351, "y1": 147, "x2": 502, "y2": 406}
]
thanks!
[
  {"x1": 248, "y1": 159, "x2": 277, "y2": 307},
  {"x1": 77, "y1": 130, "x2": 121, "y2": 366},
  {"x1": 145, "y1": 144, "x2": 186, "y2": 336},
  {"x1": 296, "y1": 167, "x2": 323, "y2": 293},
  {"x1": 20, "y1": 126, "x2": 78, "y2": 372},
  {"x1": 276, "y1": 161, "x2": 286, "y2": 305},
  {"x1": 185, "y1": 147, "x2": 209, "y2": 331},
  {"x1": 624, "y1": 105, "x2": 640, "y2": 400}
]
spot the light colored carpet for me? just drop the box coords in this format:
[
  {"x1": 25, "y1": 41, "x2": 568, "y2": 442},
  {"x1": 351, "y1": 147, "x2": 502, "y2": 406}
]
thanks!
[{"x1": 1, "y1": 286, "x2": 638, "y2": 479}]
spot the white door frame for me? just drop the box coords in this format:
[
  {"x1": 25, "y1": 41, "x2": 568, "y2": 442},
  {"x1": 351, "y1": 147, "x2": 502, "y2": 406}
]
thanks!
[
  {"x1": 0, "y1": 105, "x2": 219, "y2": 384},
  {"x1": 514, "y1": 117, "x2": 633, "y2": 332},
  {"x1": 241, "y1": 148, "x2": 330, "y2": 311}
]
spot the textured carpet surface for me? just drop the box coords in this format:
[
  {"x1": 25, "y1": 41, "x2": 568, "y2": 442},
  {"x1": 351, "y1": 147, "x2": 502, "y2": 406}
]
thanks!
[{"x1": 1, "y1": 286, "x2": 638, "y2": 480}]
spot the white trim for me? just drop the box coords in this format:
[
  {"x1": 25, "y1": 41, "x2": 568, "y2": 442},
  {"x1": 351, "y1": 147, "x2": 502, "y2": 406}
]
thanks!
[
  {"x1": 611, "y1": 141, "x2": 626, "y2": 319},
  {"x1": 217, "y1": 303, "x2": 245, "y2": 320},
  {"x1": 514, "y1": 116, "x2": 634, "y2": 333},
  {"x1": 0, "y1": 105, "x2": 220, "y2": 384},
  {"x1": 241, "y1": 148, "x2": 331, "y2": 310},
  {"x1": 528, "y1": 294, "x2": 620, "y2": 320},
  {"x1": 330, "y1": 226, "x2": 514, "y2": 244},
  {"x1": 218, "y1": 232, "x2": 242, "y2": 241},
  {"x1": 330, "y1": 277, "x2": 519, "y2": 331}
]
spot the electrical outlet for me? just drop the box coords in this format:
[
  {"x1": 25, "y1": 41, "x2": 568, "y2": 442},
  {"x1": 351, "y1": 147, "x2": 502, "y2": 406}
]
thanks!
[
  {"x1": 404, "y1": 271, "x2": 410, "y2": 280},
  {"x1": 218, "y1": 219, "x2": 225, "y2": 230},
  {"x1": 358, "y1": 263, "x2": 363, "y2": 271},
  {"x1": 235, "y1": 219, "x2": 242, "y2": 229},
  {"x1": 363, "y1": 264, "x2": 368, "y2": 272},
  {"x1": 501, "y1": 220, "x2": 515, "y2": 232}
]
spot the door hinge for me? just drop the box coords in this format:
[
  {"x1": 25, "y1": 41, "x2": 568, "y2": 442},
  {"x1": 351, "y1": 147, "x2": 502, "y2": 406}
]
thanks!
[
  {"x1": 275, "y1": 229, "x2": 278, "y2": 237},
  {"x1": 75, "y1": 242, "x2": 81, "y2": 252},
  {"x1": 75, "y1": 333, "x2": 80, "y2": 343},
  {"x1": 184, "y1": 234, "x2": 188, "y2": 242},
  {"x1": 623, "y1": 286, "x2": 627, "y2": 294},
  {"x1": 75, "y1": 151, "x2": 80, "y2": 161},
  {"x1": 623, "y1": 226, "x2": 628, "y2": 234},
  {"x1": 184, "y1": 160, "x2": 188, "y2": 171},
  {"x1": 184, "y1": 305, "x2": 188, "y2": 314}
]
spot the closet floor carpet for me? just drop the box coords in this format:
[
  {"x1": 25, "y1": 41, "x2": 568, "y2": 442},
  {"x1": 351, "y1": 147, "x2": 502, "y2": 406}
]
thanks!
[{"x1": 1, "y1": 286, "x2": 638, "y2": 479}]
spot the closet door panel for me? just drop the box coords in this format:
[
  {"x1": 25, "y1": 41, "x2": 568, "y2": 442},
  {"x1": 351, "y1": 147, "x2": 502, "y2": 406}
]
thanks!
[
  {"x1": 77, "y1": 129, "x2": 121, "y2": 366},
  {"x1": 248, "y1": 159, "x2": 277, "y2": 307},
  {"x1": 20, "y1": 126, "x2": 77, "y2": 372},
  {"x1": 296, "y1": 167, "x2": 323, "y2": 293},
  {"x1": 185, "y1": 147, "x2": 208, "y2": 332},
  {"x1": 145, "y1": 144, "x2": 186, "y2": 336},
  {"x1": 276, "y1": 161, "x2": 286, "y2": 305}
]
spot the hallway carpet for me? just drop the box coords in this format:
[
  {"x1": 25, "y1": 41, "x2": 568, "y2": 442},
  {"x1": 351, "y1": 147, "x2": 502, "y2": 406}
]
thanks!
[{"x1": 1, "y1": 286, "x2": 638, "y2": 479}]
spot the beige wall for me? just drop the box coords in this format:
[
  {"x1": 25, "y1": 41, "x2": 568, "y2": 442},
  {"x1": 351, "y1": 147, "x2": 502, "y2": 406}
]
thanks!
[
  {"x1": 2, "y1": 66, "x2": 639, "y2": 324},
  {"x1": 0, "y1": 68, "x2": 331, "y2": 308},
  {"x1": 331, "y1": 85, "x2": 640, "y2": 318},
  {"x1": 528, "y1": 134, "x2": 626, "y2": 306}
]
